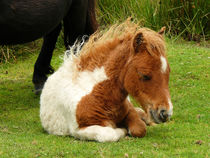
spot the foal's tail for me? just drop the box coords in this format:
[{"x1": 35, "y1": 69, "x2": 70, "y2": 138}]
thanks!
[{"x1": 63, "y1": 0, "x2": 98, "y2": 48}]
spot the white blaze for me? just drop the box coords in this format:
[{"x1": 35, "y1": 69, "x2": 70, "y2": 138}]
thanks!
[
  {"x1": 160, "y1": 56, "x2": 167, "y2": 73},
  {"x1": 168, "y1": 98, "x2": 173, "y2": 116}
]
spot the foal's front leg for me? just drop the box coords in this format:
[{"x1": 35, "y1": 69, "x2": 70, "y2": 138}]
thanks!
[{"x1": 124, "y1": 100, "x2": 146, "y2": 137}]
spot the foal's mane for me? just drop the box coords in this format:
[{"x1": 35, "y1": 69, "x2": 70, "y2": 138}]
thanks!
[
  {"x1": 65, "y1": 19, "x2": 166, "y2": 74},
  {"x1": 77, "y1": 19, "x2": 139, "y2": 71}
]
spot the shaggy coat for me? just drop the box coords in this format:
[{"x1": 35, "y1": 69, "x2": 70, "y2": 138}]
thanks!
[{"x1": 40, "y1": 20, "x2": 173, "y2": 142}]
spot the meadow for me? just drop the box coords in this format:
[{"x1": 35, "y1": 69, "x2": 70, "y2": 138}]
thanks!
[
  {"x1": 0, "y1": 0, "x2": 210, "y2": 157},
  {"x1": 0, "y1": 37, "x2": 209, "y2": 157}
]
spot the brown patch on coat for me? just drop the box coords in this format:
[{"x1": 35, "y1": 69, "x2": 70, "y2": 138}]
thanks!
[{"x1": 76, "y1": 79, "x2": 129, "y2": 128}]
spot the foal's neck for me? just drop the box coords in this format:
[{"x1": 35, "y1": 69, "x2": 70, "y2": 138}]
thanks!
[
  {"x1": 78, "y1": 39, "x2": 131, "y2": 103},
  {"x1": 103, "y1": 41, "x2": 131, "y2": 103}
]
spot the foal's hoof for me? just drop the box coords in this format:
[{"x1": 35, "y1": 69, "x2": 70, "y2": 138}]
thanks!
[
  {"x1": 34, "y1": 83, "x2": 44, "y2": 95},
  {"x1": 135, "y1": 107, "x2": 157, "y2": 126}
]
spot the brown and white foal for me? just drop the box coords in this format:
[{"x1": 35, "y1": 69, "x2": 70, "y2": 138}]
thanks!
[{"x1": 40, "y1": 20, "x2": 173, "y2": 142}]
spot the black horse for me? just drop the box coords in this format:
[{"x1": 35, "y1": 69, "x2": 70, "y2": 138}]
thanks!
[{"x1": 0, "y1": 0, "x2": 98, "y2": 94}]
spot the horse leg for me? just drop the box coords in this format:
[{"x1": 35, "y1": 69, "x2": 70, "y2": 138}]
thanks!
[
  {"x1": 124, "y1": 100, "x2": 147, "y2": 137},
  {"x1": 84, "y1": 0, "x2": 98, "y2": 35},
  {"x1": 33, "y1": 23, "x2": 61, "y2": 94},
  {"x1": 75, "y1": 125, "x2": 127, "y2": 142},
  {"x1": 63, "y1": 0, "x2": 89, "y2": 47}
]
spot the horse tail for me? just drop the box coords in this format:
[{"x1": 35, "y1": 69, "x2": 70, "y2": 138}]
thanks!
[{"x1": 63, "y1": 0, "x2": 98, "y2": 49}]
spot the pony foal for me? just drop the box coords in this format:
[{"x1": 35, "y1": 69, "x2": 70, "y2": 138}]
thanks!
[{"x1": 40, "y1": 20, "x2": 173, "y2": 142}]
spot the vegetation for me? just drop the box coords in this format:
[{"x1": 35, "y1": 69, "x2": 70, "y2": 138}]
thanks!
[
  {"x1": 0, "y1": 38, "x2": 209, "y2": 157},
  {"x1": 98, "y1": 0, "x2": 210, "y2": 41}
]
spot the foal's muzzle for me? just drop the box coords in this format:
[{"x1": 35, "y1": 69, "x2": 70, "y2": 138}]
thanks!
[
  {"x1": 159, "y1": 109, "x2": 168, "y2": 122},
  {"x1": 150, "y1": 108, "x2": 171, "y2": 124}
]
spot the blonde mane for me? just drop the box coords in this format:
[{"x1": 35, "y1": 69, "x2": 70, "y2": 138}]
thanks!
[
  {"x1": 77, "y1": 19, "x2": 139, "y2": 71},
  {"x1": 65, "y1": 19, "x2": 166, "y2": 75}
]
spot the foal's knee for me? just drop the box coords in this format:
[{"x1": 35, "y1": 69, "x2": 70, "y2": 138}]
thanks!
[
  {"x1": 124, "y1": 106, "x2": 147, "y2": 138},
  {"x1": 129, "y1": 121, "x2": 146, "y2": 138},
  {"x1": 129, "y1": 126, "x2": 146, "y2": 138}
]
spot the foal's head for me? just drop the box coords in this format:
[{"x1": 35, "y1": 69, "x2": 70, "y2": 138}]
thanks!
[{"x1": 123, "y1": 28, "x2": 173, "y2": 124}]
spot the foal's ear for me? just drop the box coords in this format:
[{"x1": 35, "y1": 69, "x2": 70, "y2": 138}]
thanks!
[
  {"x1": 158, "y1": 26, "x2": 166, "y2": 35},
  {"x1": 133, "y1": 32, "x2": 144, "y2": 53}
]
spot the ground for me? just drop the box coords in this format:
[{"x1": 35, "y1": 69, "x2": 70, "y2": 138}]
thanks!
[{"x1": 0, "y1": 39, "x2": 209, "y2": 157}]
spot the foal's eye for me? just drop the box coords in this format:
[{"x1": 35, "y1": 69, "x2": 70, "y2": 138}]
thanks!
[
  {"x1": 142, "y1": 75, "x2": 151, "y2": 81},
  {"x1": 138, "y1": 72, "x2": 151, "y2": 81}
]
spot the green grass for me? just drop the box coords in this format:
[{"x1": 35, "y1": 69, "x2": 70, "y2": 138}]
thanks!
[
  {"x1": 98, "y1": 0, "x2": 210, "y2": 40},
  {"x1": 0, "y1": 39, "x2": 209, "y2": 157}
]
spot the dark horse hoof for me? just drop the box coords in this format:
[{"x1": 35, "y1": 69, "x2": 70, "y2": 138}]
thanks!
[
  {"x1": 34, "y1": 82, "x2": 45, "y2": 95},
  {"x1": 33, "y1": 66, "x2": 54, "y2": 95}
]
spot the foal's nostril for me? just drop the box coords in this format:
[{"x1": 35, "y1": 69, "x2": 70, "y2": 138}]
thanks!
[{"x1": 159, "y1": 109, "x2": 168, "y2": 122}]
